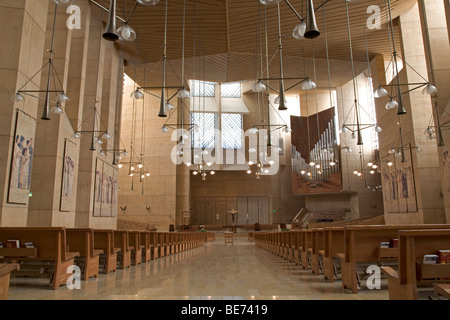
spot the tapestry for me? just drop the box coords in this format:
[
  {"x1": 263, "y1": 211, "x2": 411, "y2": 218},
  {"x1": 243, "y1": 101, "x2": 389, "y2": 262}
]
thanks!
[
  {"x1": 383, "y1": 146, "x2": 418, "y2": 213},
  {"x1": 8, "y1": 110, "x2": 36, "y2": 204},
  {"x1": 94, "y1": 158, "x2": 118, "y2": 217},
  {"x1": 60, "y1": 139, "x2": 77, "y2": 212}
]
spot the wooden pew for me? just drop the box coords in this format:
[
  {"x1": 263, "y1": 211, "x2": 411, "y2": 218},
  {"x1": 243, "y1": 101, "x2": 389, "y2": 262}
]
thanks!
[
  {"x1": 340, "y1": 224, "x2": 450, "y2": 294},
  {"x1": 434, "y1": 284, "x2": 450, "y2": 300},
  {"x1": 273, "y1": 232, "x2": 280, "y2": 256},
  {"x1": 0, "y1": 263, "x2": 19, "y2": 300},
  {"x1": 140, "y1": 231, "x2": 152, "y2": 262},
  {"x1": 294, "y1": 230, "x2": 304, "y2": 266},
  {"x1": 288, "y1": 231, "x2": 298, "y2": 263},
  {"x1": 301, "y1": 230, "x2": 312, "y2": 270},
  {"x1": 310, "y1": 228, "x2": 325, "y2": 275},
  {"x1": 113, "y1": 230, "x2": 132, "y2": 269},
  {"x1": 173, "y1": 233, "x2": 180, "y2": 254},
  {"x1": 149, "y1": 232, "x2": 159, "y2": 260},
  {"x1": 128, "y1": 231, "x2": 144, "y2": 266},
  {"x1": 93, "y1": 229, "x2": 120, "y2": 274},
  {"x1": 158, "y1": 233, "x2": 166, "y2": 258},
  {"x1": 66, "y1": 228, "x2": 103, "y2": 280},
  {"x1": 381, "y1": 229, "x2": 450, "y2": 300},
  {"x1": 322, "y1": 227, "x2": 345, "y2": 282},
  {"x1": 0, "y1": 227, "x2": 79, "y2": 290},
  {"x1": 282, "y1": 232, "x2": 291, "y2": 260},
  {"x1": 167, "y1": 233, "x2": 174, "y2": 256}
]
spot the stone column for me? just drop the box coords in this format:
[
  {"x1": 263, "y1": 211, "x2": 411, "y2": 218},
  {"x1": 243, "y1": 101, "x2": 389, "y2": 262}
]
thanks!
[
  {"x1": 445, "y1": 0, "x2": 450, "y2": 43},
  {"x1": 65, "y1": 0, "x2": 91, "y2": 132},
  {"x1": 0, "y1": 0, "x2": 49, "y2": 226},
  {"x1": 74, "y1": 13, "x2": 106, "y2": 228},
  {"x1": 379, "y1": 2, "x2": 445, "y2": 224},
  {"x1": 28, "y1": 2, "x2": 74, "y2": 227},
  {"x1": 418, "y1": 0, "x2": 450, "y2": 222},
  {"x1": 176, "y1": 96, "x2": 191, "y2": 227}
]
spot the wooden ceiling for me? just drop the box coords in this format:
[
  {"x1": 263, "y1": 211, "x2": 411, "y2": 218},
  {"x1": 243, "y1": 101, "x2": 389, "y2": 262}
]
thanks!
[{"x1": 92, "y1": 0, "x2": 417, "y2": 88}]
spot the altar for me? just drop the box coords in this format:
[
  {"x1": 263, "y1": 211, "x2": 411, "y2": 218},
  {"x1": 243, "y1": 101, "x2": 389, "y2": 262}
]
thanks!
[{"x1": 222, "y1": 225, "x2": 244, "y2": 233}]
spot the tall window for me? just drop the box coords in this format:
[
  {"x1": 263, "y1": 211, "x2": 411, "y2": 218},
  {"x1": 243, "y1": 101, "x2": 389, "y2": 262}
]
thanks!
[
  {"x1": 221, "y1": 82, "x2": 242, "y2": 98},
  {"x1": 191, "y1": 80, "x2": 216, "y2": 97},
  {"x1": 221, "y1": 113, "x2": 243, "y2": 149},
  {"x1": 189, "y1": 81, "x2": 244, "y2": 150},
  {"x1": 191, "y1": 112, "x2": 216, "y2": 149}
]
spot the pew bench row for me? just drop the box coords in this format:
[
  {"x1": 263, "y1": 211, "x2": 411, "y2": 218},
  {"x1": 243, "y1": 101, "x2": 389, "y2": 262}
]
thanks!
[
  {"x1": 254, "y1": 224, "x2": 450, "y2": 300},
  {"x1": 0, "y1": 228, "x2": 209, "y2": 295}
]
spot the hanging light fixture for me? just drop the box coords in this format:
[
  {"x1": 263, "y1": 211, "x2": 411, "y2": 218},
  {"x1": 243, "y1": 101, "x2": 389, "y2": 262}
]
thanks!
[
  {"x1": 131, "y1": 89, "x2": 144, "y2": 100},
  {"x1": 304, "y1": 0, "x2": 320, "y2": 39},
  {"x1": 158, "y1": 0, "x2": 170, "y2": 117},
  {"x1": 12, "y1": 1, "x2": 71, "y2": 120},
  {"x1": 117, "y1": 23, "x2": 137, "y2": 41},
  {"x1": 51, "y1": 102, "x2": 64, "y2": 115},
  {"x1": 292, "y1": 22, "x2": 306, "y2": 39},
  {"x1": 374, "y1": 0, "x2": 437, "y2": 116},
  {"x1": 252, "y1": 80, "x2": 267, "y2": 93},
  {"x1": 135, "y1": 0, "x2": 192, "y2": 124},
  {"x1": 301, "y1": 78, "x2": 317, "y2": 90},
  {"x1": 255, "y1": 0, "x2": 317, "y2": 114},
  {"x1": 161, "y1": 125, "x2": 169, "y2": 133},
  {"x1": 385, "y1": 99, "x2": 398, "y2": 110},
  {"x1": 93, "y1": 0, "x2": 152, "y2": 42},
  {"x1": 102, "y1": 0, "x2": 119, "y2": 41},
  {"x1": 259, "y1": 0, "x2": 282, "y2": 4},
  {"x1": 374, "y1": 86, "x2": 389, "y2": 98},
  {"x1": 137, "y1": 0, "x2": 160, "y2": 5},
  {"x1": 340, "y1": 3, "x2": 381, "y2": 146},
  {"x1": 177, "y1": 87, "x2": 190, "y2": 98}
]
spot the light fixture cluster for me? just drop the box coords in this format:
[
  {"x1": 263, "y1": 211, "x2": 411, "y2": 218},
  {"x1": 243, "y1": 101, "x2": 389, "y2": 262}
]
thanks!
[
  {"x1": 247, "y1": 160, "x2": 274, "y2": 180},
  {"x1": 374, "y1": 83, "x2": 437, "y2": 113},
  {"x1": 12, "y1": 0, "x2": 74, "y2": 121},
  {"x1": 192, "y1": 164, "x2": 215, "y2": 181},
  {"x1": 373, "y1": 0, "x2": 438, "y2": 117},
  {"x1": 124, "y1": 161, "x2": 151, "y2": 180},
  {"x1": 340, "y1": 123, "x2": 382, "y2": 143},
  {"x1": 366, "y1": 161, "x2": 379, "y2": 175},
  {"x1": 116, "y1": 142, "x2": 150, "y2": 180},
  {"x1": 131, "y1": 85, "x2": 191, "y2": 128},
  {"x1": 387, "y1": 145, "x2": 420, "y2": 159}
]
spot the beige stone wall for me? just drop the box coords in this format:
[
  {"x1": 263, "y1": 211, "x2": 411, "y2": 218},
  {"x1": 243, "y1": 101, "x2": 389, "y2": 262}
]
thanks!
[
  {"x1": 0, "y1": 0, "x2": 122, "y2": 228},
  {"x1": 418, "y1": 0, "x2": 450, "y2": 223},
  {"x1": 74, "y1": 11, "x2": 120, "y2": 230},
  {"x1": 118, "y1": 75, "x2": 178, "y2": 231},
  {"x1": 0, "y1": 0, "x2": 49, "y2": 226},
  {"x1": 373, "y1": 2, "x2": 446, "y2": 225},
  {"x1": 28, "y1": 3, "x2": 75, "y2": 227}
]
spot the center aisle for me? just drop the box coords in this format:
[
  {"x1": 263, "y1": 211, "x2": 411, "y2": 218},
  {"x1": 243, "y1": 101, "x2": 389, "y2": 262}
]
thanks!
[{"x1": 8, "y1": 233, "x2": 388, "y2": 300}]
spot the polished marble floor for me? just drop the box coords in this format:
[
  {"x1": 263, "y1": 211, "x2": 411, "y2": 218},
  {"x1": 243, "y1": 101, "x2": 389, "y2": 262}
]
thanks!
[{"x1": 8, "y1": 234, "x2": 392, "y2": 300}]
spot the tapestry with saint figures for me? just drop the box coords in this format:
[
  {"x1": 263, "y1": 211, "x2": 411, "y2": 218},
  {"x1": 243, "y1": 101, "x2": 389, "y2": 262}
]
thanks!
[
  {"x1": 60, "y1": 139, "x2": 78, "y2": 212},
  {"x1": 8, "y1": 110, "x2": 36, "y2": 204},
  {"x1": 382, "y1": 146, "x2": 418, "y2": 213},
  {"x1": 93, "y1": 158, "x2": 118, "y2": 218}
]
